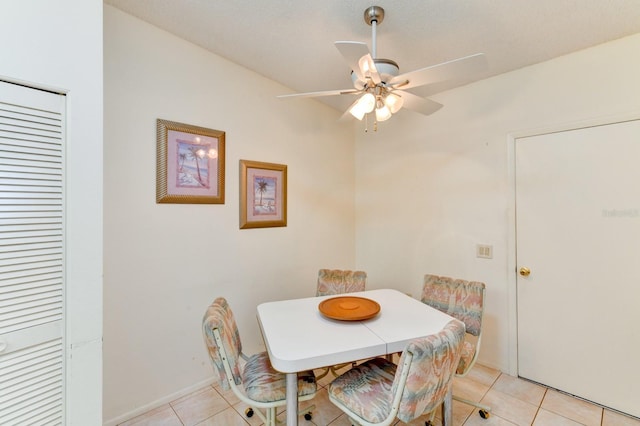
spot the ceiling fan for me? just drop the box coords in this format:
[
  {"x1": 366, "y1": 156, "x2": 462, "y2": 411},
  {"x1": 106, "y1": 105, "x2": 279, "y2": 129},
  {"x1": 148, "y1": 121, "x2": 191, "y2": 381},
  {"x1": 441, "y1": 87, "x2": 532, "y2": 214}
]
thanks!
[{"x1": 278, "y1": 6, "x2": 487, "y2": 130}]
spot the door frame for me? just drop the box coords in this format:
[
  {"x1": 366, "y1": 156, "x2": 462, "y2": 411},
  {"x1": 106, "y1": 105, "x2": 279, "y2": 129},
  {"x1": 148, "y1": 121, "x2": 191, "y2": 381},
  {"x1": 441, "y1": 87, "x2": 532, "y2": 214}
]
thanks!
[{"x1": 506, "y1": 110, "x2": 640, "y2": 377}]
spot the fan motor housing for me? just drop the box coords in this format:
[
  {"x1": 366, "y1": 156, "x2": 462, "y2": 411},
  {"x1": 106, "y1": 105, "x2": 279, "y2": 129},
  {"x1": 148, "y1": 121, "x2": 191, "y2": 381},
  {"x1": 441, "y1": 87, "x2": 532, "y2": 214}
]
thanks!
[
  {"x1": 364, "y1": 6, "x2": 385, "y2": 25},
  {"x1": 351, "y1": 58, "x2": 399, "y2": 86}
]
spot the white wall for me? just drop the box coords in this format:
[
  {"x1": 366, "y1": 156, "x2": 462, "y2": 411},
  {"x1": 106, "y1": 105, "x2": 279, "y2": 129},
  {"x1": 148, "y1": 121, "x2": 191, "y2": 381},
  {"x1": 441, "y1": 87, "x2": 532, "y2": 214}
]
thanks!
[
  {"x1": 104, "y1": 4, "x2": 640, "y2": 422},
  {"x1": 103, "y1": 6, "x2": 355, "y2": 423},
  {"x1": 0, "y1": 1, "x2": 104, "y2": 425},
  {"x1": 355, "y1": 33, "x2": 640, "y2": 372}
]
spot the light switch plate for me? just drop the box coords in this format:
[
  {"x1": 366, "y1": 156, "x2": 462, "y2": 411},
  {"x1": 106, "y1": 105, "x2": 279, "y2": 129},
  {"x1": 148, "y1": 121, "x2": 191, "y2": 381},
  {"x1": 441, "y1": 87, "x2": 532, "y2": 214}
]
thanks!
[{"x1": 476, "y1": 244, "x2": 493, "y2": 259}]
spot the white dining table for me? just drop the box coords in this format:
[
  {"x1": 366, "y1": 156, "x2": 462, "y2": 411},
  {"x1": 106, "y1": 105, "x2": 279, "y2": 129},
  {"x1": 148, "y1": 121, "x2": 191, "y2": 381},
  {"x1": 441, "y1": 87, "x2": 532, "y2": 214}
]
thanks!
[{"x1": 256, "y1": 288, "x2": 460, "y2": 426}]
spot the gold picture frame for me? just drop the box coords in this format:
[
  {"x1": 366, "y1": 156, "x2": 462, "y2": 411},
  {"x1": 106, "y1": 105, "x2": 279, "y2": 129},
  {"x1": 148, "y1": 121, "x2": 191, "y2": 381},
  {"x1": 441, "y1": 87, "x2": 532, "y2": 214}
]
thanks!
[
  {"x1": 239, "y1": 160, "x2": 287, "y2": 229},
  {"x1": 156, "y1": 119, "x2": 225, "y2": 204}
]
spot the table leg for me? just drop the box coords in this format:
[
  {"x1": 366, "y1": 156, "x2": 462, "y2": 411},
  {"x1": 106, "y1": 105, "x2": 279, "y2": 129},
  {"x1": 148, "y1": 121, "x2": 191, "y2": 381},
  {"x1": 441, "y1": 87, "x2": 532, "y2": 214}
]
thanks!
[
  {"x1": 442, "y1": 386, "x2": 453, "y2": 426},
  {"x1": 286, "y1": 372, "x2": 298, "y2": 426}
]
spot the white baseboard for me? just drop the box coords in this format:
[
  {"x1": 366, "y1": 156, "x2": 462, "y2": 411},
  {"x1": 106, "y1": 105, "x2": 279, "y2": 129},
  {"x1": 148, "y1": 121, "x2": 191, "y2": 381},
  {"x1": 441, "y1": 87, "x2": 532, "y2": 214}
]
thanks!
[{"x1": 103, "y1": 377, "x2": 216, "y2": 426}]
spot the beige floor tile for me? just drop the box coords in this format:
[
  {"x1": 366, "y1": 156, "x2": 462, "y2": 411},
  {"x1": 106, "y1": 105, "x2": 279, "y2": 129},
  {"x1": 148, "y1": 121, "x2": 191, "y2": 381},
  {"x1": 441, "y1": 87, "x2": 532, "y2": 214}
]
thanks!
[
  {"x1": 541, "y1": 390, "x2": 602, "y2": 426},
  {"x1": 195, "y1": 406, "x2": 250, "y2": 425},
  {"x1": 275, "y1": 406, "x2": 317, "y2": 425},
  {"x1": 213, "y1": 381, "x2": 241, "y2": 406},
  {"x1": 118, "y1": 404, "x2": 182, "y2": 426},
  {"x1": 603, "y1": 409, "x2": 640, "y2": 426},
  {"x1": 533, "y1": 408, "x2": 583, "y2": 425},
  {"x1": 171, "y1": 386, "x2": 229, "y2": 426},
  {"x1": 464, "y1": 364, "x2": 501, "y2": 388},
  {"x1": 393, "y1": 408, "x2": 439, "y2": 426},
  {"x1": 242, "y1": 401, "x2": 291, "y2": 425},
  {"x1": 479, "y1": 388, "x2": 538, "y2": 425},
  {"x1": 491, "y1": 374, "x2": 546, "y2": 406},
  {"x1": 463, "y1": 412, "x2": 519, "y2": 426},
  {"x1": 407, "y1": 401, "x2": 495, "y2": 426},
  {"x1": 301, "y1": 387, "x2": 346, "y2": 426},
  {"x1": 230, "y1": 400, "x2": 263, "y2": 426},
  {"x1": 453, "y1": 399, "x2": 484, "y2": 425},
  {"x1": 299, "y1": 398, "x2": 318, "y2": 422},
  {"x1": 400, "y1": 414, "x2": 436, "y2": 426},
  {"x1": 327, "y1": 413, "x2": 357, "y2": 425},
  {"x1": 407, "y1": 400, "x2": 474, "y2": 426},
  {"x1": 453, "y1": 375, "x2": 491, "y2": 402},
  {"x1": 452, "y1": 399, "x2": 476, "y2": 425}
]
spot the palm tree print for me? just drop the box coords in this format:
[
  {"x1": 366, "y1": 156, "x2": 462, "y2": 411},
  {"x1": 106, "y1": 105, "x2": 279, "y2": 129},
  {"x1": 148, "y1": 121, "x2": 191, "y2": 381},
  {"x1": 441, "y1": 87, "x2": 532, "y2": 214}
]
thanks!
[
  {"x1": 256, "y1": 179, "x2": 268, "y2": 205},
  {"x1": 178, "y1": 152, "x2": 187, "y2": 172},
  {"x1": 187, "y1": 145, "x2": 206, "y2": 186}
]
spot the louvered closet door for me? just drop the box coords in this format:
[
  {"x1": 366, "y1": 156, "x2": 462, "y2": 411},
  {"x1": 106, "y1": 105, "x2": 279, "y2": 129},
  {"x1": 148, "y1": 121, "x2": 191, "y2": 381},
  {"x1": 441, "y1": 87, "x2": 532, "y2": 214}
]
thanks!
[{"x1": 0, "y1": 81, "x2": 65, "y2": 425}]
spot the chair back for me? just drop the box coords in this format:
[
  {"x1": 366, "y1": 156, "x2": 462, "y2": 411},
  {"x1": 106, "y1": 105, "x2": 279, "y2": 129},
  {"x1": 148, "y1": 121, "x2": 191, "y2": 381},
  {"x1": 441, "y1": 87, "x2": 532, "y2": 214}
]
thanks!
[
  {"x1": 202, "y1": 297, "x2": 243, "y2": 390},
  {"x1": 317, "y1": 269, "x2": 367, "y2": 296},
  {"x1": 393, "y1": 320, "x2": 465, "y2": 423},
  {"x1": 421, "y1": 274, "x2": 485, "y2": 337}
]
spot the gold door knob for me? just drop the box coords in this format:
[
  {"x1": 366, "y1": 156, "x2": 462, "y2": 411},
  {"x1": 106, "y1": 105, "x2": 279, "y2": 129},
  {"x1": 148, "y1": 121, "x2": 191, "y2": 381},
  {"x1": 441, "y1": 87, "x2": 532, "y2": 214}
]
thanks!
[{"x1": 519, "y1": 267, "x2": 531, "y2": 277}]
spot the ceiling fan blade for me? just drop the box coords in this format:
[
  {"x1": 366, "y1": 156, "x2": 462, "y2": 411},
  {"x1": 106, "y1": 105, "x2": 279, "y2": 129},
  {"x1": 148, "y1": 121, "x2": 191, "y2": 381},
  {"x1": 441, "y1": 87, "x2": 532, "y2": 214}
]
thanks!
[
  {"x1": 394, "y1": 90, "x2": 443, "y2": 116},
  {"x1": 335, "y1": 41, "x2": 370, "y2": 84},
  {"x1": 389, "y1": 53, "x2": 487, "y2": 90},
  {"x1": 277, "y1": 89, "x2": 359, "y2": 99},
  {"x1": 361, "y1": 54, "x2": 382, "y2": 85}
]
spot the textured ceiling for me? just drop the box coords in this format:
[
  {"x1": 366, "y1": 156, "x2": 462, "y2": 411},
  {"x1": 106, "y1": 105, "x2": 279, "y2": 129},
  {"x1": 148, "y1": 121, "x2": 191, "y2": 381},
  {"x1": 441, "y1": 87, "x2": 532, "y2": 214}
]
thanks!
[{"x1": 104, "y1": 0, "x2": 640, "y2": 114}]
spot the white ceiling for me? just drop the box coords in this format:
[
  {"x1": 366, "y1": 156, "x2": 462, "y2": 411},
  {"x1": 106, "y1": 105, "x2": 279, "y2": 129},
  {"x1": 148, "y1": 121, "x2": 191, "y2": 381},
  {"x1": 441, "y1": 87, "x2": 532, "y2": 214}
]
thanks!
[{"x1": 104, "y1": 0, "x2": 640, "y2": 114}]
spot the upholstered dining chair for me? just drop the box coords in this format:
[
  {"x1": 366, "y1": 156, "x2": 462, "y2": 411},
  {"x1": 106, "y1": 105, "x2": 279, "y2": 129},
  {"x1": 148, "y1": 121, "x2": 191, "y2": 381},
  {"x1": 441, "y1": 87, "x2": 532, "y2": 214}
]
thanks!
[
  {"x1": 421, "y1": 274, "x2": 491, "y2": 419},
  {"x1": 315, "y1": 269, "x2": 367, "y2": 380},
  {"x1": 202, "y1": 297, "x2": 317, "y2": 425},
  {"x1": 328, "y1": 320, "x2": 466, "y2": 426},
  {"x1": 316, "y1": 268, "x2": 367, "y2": 297}
]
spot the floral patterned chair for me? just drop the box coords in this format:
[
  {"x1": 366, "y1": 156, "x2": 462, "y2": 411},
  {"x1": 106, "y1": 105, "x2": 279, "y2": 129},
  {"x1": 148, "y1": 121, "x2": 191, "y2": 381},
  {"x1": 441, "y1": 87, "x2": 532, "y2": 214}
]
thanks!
[
  {"x1": 315, "y1": 269, "x2": 367, "y2": 380},
  {"x1": 202, "y1": 297, "x2": 317, "y2": 425},
  {"x1": 316, "y1": 269, "x2": 367, "y2": 296},
  {"x1": 421, "y1": 274, "x2": 491, "y2": 419},
  {"x1": 328, "y1": 320, "x2": 465, "y2": 426}
]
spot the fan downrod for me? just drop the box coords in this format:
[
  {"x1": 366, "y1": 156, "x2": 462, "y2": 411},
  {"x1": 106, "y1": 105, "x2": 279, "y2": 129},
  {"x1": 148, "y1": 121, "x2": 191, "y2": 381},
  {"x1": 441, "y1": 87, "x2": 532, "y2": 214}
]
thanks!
[{"x1": 364, "y1": 6, "x2": 384, "y2": 26}]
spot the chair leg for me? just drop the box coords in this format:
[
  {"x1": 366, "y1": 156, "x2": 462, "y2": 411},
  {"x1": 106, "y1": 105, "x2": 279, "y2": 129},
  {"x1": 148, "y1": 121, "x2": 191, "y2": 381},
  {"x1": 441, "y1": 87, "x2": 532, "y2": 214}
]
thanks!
[
  {"x1": 245, "y1": 406, "x2": 270, "y2": 425},
  {"x1": 347, "y1": 415, "x2": 362, "y2": 426},
  {"x1": 315, "y1": 368, "x2": 330, "y2": 381},
  {"x1": 267, "y1": 403, "x2": 315, "y2": 425},
  {"x1": 266, "y1": 407, "x2": 276, "y2": 426},
  {"x1": 254, "y1": 406, "x2": 282, "y2": 426},
  {"x1": 316, "y1": 362, "x2": 354, "y2": 381},
  {"x1": 424, "y1": 409, "x2": 436, "y2": 426},
  {"x1": 442, "y1": 389, "x2": 453, "y2": 426},
  {"x1": 332, "y1": 362, "x2": 356, "y2": 374},
  {"x1": 453, "y1": 395, "x2": 491, "y2": 419}
]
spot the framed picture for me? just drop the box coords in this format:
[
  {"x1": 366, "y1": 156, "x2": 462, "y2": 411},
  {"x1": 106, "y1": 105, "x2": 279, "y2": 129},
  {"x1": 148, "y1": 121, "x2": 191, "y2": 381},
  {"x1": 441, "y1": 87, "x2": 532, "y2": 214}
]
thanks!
[
  {"x1": 239, "y1": 160, "x2": 287, "y2": 229},
  {"x1": 156, "y1": 119, "x2": 225, "y2": 204}
]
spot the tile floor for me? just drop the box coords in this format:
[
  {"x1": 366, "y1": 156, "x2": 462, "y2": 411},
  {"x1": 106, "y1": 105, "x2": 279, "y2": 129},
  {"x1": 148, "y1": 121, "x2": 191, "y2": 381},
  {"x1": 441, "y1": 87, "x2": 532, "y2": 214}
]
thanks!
[{"x1": 119, "y1": 363, "x2": 640, "y2": 426}]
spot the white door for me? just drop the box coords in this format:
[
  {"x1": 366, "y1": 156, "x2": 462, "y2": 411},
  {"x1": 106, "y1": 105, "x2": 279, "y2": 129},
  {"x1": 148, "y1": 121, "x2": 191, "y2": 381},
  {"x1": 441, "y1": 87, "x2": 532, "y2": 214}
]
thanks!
[
  {"x1": 0, "y1": 81, "x2": 65, "y2": 424},
  {"x1": 516, "y1": 119, "x2": 640, "y2": 418}
]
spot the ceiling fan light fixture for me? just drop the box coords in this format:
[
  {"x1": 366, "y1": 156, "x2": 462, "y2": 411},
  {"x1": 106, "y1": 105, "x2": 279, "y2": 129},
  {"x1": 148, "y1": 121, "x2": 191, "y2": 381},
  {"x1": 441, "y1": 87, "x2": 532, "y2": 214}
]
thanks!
[
  {"x1": 349, "y1": 92, "x2": 376, "y2": 120},
  {"x1": 384, "y1": 92, "x2": 404, "y2": 114},
  {"x1": 358, "y1": 55, "x2": 376, "y2": 77},
  {"x1": 375, "y1": 102, "x2": 392, "y2": 122},
  {"x1": 349, "y1": 107, "x2": 366, "y2": 121}
]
